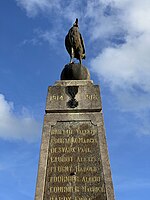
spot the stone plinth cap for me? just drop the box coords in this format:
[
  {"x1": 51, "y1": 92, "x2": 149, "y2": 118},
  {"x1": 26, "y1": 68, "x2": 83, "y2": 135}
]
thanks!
[
  {"x1": 46, "y1": 80, "x2": 102, "y2": 112},
  {"x1": 55, "y1": 80, "x2": 94, "y2": 86}
]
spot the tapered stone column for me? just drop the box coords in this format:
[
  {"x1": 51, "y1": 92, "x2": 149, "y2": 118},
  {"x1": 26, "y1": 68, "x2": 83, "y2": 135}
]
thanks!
[{"x1": 35, "y1": 80, "x2": 115, "y2": 200}]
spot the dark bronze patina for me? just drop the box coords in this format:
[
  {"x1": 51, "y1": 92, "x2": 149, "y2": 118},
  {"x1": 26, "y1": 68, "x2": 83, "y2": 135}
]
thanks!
[
  {"x1": 65, "y1": 18, "x2": 85, "y2": 64},
  {"x1": 61, "y1": 19, "x2": 90, "y2": 80}
]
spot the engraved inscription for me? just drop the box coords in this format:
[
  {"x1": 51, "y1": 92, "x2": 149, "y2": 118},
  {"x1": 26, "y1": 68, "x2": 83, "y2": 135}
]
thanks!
[
  {"x1": 85, "y1": 94, "x2": 98, "y2": 100},
  {"x1": 50, "y1": 137, "x2": 97, "y2": 144},
  {"x1": 43, "y1": 121, "x2": 107, "y2": 200},
  {"x1": 48, "y1": 94, "x2": 99, "y2": 102},
  {"x1": 49, "y1": 95, "x2": 64, "y2": 101},
  {"x1": 50, "y1": 147, "x2": 92, "y2": 153}
]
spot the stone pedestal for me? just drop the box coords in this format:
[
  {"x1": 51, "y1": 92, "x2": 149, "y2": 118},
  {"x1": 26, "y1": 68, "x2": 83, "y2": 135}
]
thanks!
[{"x1": 35, "y1": 80, "x2": 115, "y2": 200}]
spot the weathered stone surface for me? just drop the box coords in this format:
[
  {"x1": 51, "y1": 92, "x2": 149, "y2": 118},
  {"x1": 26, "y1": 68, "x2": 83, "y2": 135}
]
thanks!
[
  {"x1": 46, "y1": 80, "x2": 102, "y2": 112},
  {"x1": 35, "y1": 80, "x2": 115, "y2": 200},
  {"x1": 43, "y1": 121, "x2": 107, "y2": 200},
  {"x1": 60, "y1": 63, "x2": 90, "y2": 80}
]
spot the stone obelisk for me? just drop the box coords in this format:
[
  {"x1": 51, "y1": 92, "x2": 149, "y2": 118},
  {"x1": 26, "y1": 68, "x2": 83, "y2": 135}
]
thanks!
[{"x1": 35, "y1": 19, "x2": 115, "y2": 200}]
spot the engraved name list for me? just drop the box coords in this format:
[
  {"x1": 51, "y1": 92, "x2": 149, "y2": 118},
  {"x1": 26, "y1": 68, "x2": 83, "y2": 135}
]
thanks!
[{"x1": 43, "y1": 121, "x2": 107, "y2": 200}]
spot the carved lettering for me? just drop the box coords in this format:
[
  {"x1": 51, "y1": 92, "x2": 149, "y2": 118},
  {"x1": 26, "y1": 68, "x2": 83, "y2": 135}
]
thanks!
[
  {"x1": 50, "y1": 148, "x2": 57, "y2": 153},
  {"x1": 49, "y1": 198, "x2": 91, "y2": 200},
  {"x1": 50, "y1": 156, "x2": 73, "y2": 163},
  {"x1": 51, "y1": 129, "x2": 72, "y2": 135},
  {"x1": 77, "y1": 156, "x2": 96, "y2": 162},
  {"x1": 50, "y1": 137, "x2": 97, "y2": 144},
  {"x1": 50, "y1": 129, "x2": 96, "y2": 135},
  {"x1": 58, "y1": 147, "x2": 76, "y2": 153},
  {"x1": 50, "y1": 147, "x2": 91, "y2": 153},
  {"x1": 75, "y1": 164, "x2": 97, "y2": 173},
  {"x1": 85, "y1": 94, "x2": 98, "y2": 100},
  {"x1": 49, "y1": 186, "x2": 79, "y2": 193},
  {"x1": 50, "y1": 176, "x2": 79, "y2": 183},
  {"x1": 76, "y1": 129, "x2": 97, "y2": 135},
  {"x1": 49, "y1": 166, "x2": 77, "y2": 173},
  {"x1": 49, "y1": 197, "x2": 91, "y2": 200},
  {"x1": 57, "y1": 166, "x2": 72, "y2": 173},
  {"x1": 82, "y1": 186, "x2": 103, "y2": 193},
  {"x1": 77, "y1": 147, "x2": 91, "y2": 153},
  {"x1": 50, "y1": 197, "x2": 71, "y2": 200},
  {"x1": 49, "y1": 95, "x2": 64, "y2": 101},
  {"x1": 82, "y1": 176, "x2": 101, "y2": 183},
  {"x1": 49, "y1": 176, "x2": 100, "y2": 183}
]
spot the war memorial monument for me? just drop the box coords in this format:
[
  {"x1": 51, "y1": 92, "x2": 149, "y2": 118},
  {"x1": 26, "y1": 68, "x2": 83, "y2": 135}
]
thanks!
[{"x1": 35, "y1": 19, "x2": 115, "y2": 200}]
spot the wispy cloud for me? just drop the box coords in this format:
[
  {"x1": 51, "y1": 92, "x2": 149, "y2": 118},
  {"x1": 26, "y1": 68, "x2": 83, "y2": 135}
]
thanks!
[
  {"x1": 16, "y1": 0, "x2": 61, "y2": 17},
  {"x1": 116, "y1": 178, "x2": 150, "y2": 191},
  {"x1": 20, "y1": 38, "x2": 42, "y2": 46},
  {"x1": 0, "y1": 94, "x2": 41, "y2": 142},
  {"x1": 34, "y1": 28, "x2": 62, "y2": 46},
  {"x1": 20, "y1": 27, "x2": 65, "y2": 48}
]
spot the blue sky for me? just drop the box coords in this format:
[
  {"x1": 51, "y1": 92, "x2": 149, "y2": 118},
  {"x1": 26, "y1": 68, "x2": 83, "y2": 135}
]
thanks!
[{"x1": 0, "y1": 0, "x2": 150, "y2": 199}]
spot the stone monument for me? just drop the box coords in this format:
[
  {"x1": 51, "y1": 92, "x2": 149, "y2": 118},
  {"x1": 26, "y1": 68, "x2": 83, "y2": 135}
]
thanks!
[{"x1": 35, "y1": 19, "x2": 115, "y2": 200}]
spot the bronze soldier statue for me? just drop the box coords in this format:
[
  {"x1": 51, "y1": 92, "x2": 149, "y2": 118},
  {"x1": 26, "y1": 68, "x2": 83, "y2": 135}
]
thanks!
[{"x1": 65, "y1": 18, "x2": 86, "y2": 64}]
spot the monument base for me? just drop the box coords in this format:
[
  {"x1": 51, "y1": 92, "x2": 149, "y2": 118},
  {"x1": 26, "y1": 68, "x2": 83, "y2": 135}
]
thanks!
[{"x1": 35, "y1": 80, "x2": 115, "y2": 200}]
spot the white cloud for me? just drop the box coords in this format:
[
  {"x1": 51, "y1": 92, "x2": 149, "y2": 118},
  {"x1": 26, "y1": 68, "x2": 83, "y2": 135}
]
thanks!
[
  {"x1": 16, "y1": 0, "x2": 61, "y2": 17},
  {"x1": 91, "y1": 33, "x2": 150, "y2": 92},
  {"x1": 113, "y1": 0, "x2": 150, "y2": 33},
  {"x1": 0, "y1": 94, "x2": 41, "y2": 142}
]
